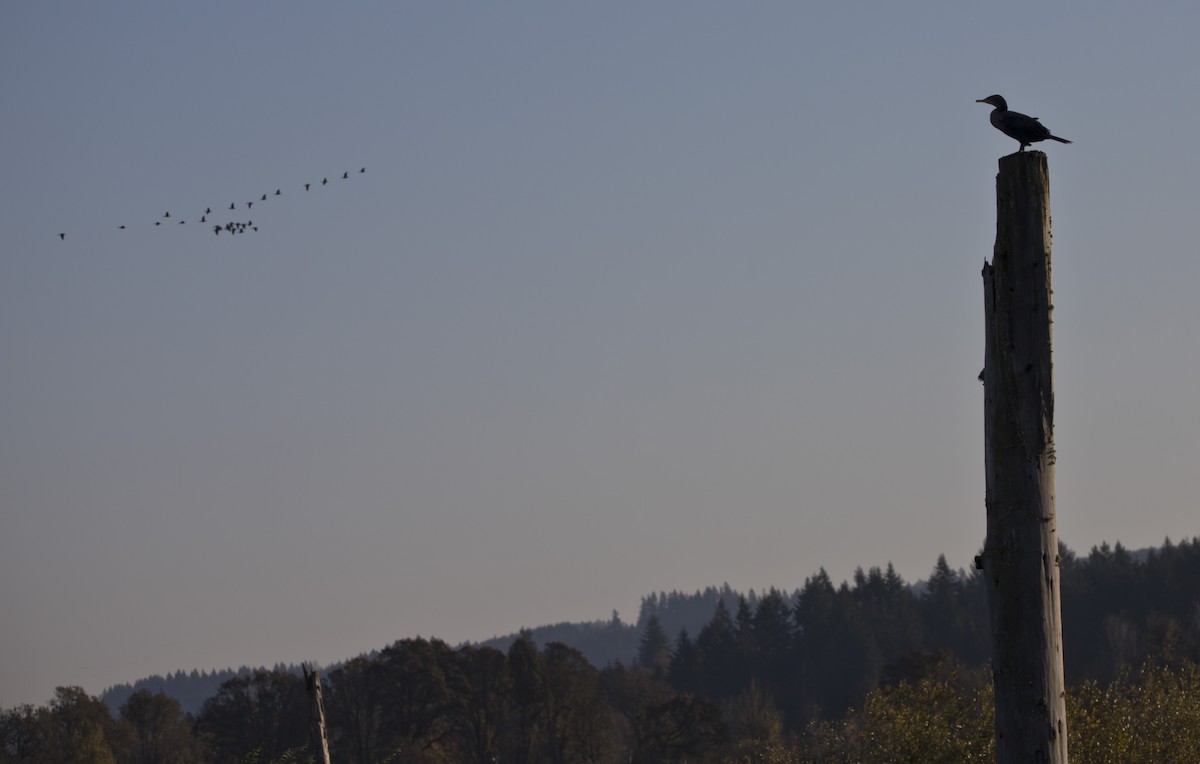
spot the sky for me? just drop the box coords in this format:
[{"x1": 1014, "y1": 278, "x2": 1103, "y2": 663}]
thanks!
[{"x1": 3, "y1": 2, "x2": 1199, "y2": 709}]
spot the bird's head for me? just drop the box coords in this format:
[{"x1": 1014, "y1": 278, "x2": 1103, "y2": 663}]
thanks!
[{"x1": 976, "y1": 95, "x2": 1007, "y2": 109}]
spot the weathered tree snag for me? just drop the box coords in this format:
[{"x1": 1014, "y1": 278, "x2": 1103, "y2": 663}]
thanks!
[
  {"x1": 303, "y1": 664, "x2": 333, "y2": 764},
  {"x1": 981, "y1": 150, "x2": 1068, "y2": 763}
]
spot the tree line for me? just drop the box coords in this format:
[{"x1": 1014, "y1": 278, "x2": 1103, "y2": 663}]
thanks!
[{"x1": 3, "y1": 537, "x2": 1199, "y2": 762}]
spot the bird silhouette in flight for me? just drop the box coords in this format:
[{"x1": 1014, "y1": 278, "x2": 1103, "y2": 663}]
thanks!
[
  {"x1": 977, "y1": 95, "x2": 1071, "y2": 152},
  {"x1": 55, "y1": 161, "x2": 369, "y2": 242}
]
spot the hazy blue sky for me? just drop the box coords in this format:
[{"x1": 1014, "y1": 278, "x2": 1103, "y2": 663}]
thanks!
[{"x1": 3, "y1": 2, "x2": 1199, "y2": 708}]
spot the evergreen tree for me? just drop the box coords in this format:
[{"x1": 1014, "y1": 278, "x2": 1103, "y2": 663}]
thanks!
[
  {"x1": 667, "y1": 629, "x2": 701, "y2": 695},
  {"x1": 696, "y1": 599, "x2": 740, "y2": 699},
  {"x1": 636, "y1": 614, "x2": 671, "y2": 676}
]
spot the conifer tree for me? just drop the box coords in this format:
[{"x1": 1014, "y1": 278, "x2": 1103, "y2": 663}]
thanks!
[{"x1": 637, "y1": 615, "x2": 671, "y2": 676}]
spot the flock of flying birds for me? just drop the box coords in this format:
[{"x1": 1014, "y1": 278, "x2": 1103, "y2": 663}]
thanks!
[{"x1": 56, "y1": 167, "x2": 366, "y2": 241}]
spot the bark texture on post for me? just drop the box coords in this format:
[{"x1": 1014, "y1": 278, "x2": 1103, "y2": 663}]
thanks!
[
  {"x1": 981, "y1": 150, "x2": 1068, "y2": 763},
  {"x1": 303, "y1": 664, "x2": 333, "y2": 764}
]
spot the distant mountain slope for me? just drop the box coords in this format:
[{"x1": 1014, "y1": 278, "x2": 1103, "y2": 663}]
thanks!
[
  {"x1": 476, "y1": 614, "x2": 638, "y2": 667},
  {"x1": 101, "y1": 663, "x2": 304, "y2": 716}
]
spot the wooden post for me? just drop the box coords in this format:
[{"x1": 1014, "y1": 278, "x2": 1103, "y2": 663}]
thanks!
[
  {"x1": 980, "y1": 150, "x2": 1068, "y2": 763},
  {"x1": 303, "y1": 664, "x2": 333, "y2": 764}
]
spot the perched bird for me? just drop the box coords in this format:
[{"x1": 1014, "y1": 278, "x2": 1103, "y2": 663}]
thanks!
[
  {"x1": 261, "y1": 193, "x2": 267, "y2": 201},
  {"x1": 342, "y1": 171, "x2": 349, "y2": 179},
  {"x1": 977, "y1": 95, "x2": 1071, "y2": 152},
  {"x1": 163, "y1": 211, "x2": 170, "y2": 218},
  {"x1": 229, "y1": 202, "x2": 236, "y2": 210},
  {"x1": 200, "y1": 215, "x2": 206, "y2": 223},
  {"x1": 274, "y1": 189, "x2": 281, "y2": 196},
  {"x1": 359, "y1": 167, "x2": 365, "y2": 173},
  {"x1": 247, "y1": 201, "x2": 254, "y2": 209},
  {"x1": 305, "y1": 183, "x2": 311, "y2": 191}
]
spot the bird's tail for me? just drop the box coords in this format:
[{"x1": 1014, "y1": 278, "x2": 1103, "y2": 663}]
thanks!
[{"x1": 1048, "y1": 135, "x2": 1072, "y2": 144}]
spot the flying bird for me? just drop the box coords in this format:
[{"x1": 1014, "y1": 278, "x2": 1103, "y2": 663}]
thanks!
[
  {"x1": 274, "y1": 189, "x2": 281, "y2": 196},
  {"x1": 305, "y1": 183, "x2": 311, "y2": 191},
  {"x1": 261, "y1": 194, "x2": 267, "y2": 201},
  {"x1": 59, "y1": 232, "x2": 65, "y2": 240},
  {"x1": 976, "y1": 95, "x2": 1071, "y2": 152},
  {"x1": 359, "y1": 167, "x2": 365, "y2": 173},
  {"x1": 342, "y1": 171, "x2": 349, "y2": 179},
  {"x1": 321, "y1": 178, "x2": 328, "y2": 185}
]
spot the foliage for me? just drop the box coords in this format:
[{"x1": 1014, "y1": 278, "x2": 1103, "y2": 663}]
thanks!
[{"x1": 1067, "y1": 660, "x2": 1200, "y2": 763}]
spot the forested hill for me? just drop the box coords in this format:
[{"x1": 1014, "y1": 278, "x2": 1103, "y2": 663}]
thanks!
[
  {"x1": 98, "y1": 537, "x2": 1196, "y2": 716},
  {"x1": 101, "y1": 664, "x2": 304, "y2": 717}
]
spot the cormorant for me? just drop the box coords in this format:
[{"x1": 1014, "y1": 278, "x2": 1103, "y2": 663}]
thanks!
[
  {"x1": 342, "y1": 171, "x2": 349, "y2": 179},
  {"x1": 977, "y1": 95, "x2": 1071, "y2": 152},
  {"x1": 59, "y1": 232, "x2": 65, "y2": 240}
]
